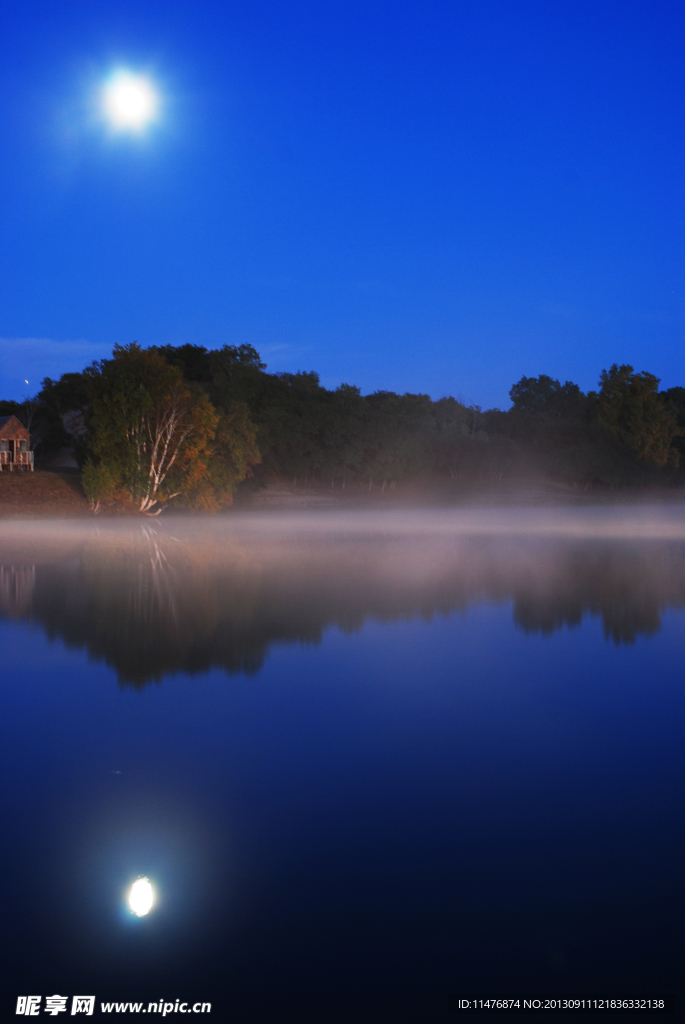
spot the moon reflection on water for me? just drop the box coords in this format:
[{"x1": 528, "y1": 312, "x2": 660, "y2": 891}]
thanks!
[{"x1": 128, "y1": 876, "x2": 155, "y2": 917}]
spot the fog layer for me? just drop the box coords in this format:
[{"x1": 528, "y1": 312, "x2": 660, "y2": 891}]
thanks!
[{"x1": 1, "y1": 507, "x2": 684, "y2": 685}]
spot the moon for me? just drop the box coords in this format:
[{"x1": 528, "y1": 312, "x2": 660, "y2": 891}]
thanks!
[
  {"x1": 103, "y1": 72, "x2": 158, "y2": 130},
  {"x1": 128, "y1": 876, "x2": 155, "y2": 916}
]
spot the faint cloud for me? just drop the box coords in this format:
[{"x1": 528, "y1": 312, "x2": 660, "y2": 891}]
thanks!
[
  {"x1": 258, "y1": 342, "x2": 315, "y2": 372},
  {"x1": 259, "y1": 343, "x2": 294, "y2": 355},
  {"x1": 0, "y1": 337, "x2": 112, "y2": 401}
]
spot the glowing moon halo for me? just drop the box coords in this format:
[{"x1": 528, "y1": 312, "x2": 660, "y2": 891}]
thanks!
[
  {"x1": 103, "y1": 72, "x2": 158, "y2": 130},
  {"x1": 128, "y1": 877, "x2": 155, "y2": 917}
]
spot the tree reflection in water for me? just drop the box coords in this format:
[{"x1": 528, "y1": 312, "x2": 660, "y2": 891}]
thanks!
[{"x1": 1, "y1": 520, "x2": 684, "y2": 686}]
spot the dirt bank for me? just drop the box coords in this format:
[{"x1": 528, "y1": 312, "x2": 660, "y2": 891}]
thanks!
[{"x1": 0, "y1": 470, "x2": 91, "y2": 518}]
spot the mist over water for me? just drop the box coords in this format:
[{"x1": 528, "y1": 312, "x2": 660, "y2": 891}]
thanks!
[
  {"x1": 2, "y1": 508, "x2": 685, "y2": 684},
  {"x1": 1, "y1": 506, "x2": 683, "y2": 1019}
]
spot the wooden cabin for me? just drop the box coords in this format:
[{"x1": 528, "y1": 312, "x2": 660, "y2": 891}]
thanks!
[{"x1": 0, "y1": 415, "x2": 34, "y2": 471}]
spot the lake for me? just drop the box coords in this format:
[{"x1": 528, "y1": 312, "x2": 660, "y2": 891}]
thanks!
[{"x1": 1, "y1": 507, "x2": 683, "y2": 1021}]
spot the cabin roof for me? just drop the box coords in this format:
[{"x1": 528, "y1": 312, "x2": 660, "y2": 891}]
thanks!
[{"x1": 0, "y1": 415, "x2": 30, "y2": 439}]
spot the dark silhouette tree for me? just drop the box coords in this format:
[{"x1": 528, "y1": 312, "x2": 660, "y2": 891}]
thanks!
[{"x1": 597, "y1": 364, "x2": 681, "y2": 467}]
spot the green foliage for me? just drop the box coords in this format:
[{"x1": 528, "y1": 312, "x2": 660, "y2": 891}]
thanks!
[
  {"x1": 81, "y1": 460, "x2": 122, "y2": 505},
  {"x1": 152, "y1": 347, "x2": 685, "y2": 490},
  {"x1": 597, "y1": 364, "x2": 682, "y2": 468},
  {"x1": 39, "y1": 372, "x2": 92, "y2": 416},
  {"x1": 510, "y1": 375, "x2": 585, "y2": 418},
  {"x1": 153, "y1": 343, "x2": 266, "y2": 388},
  {"x1": 81, "y1": 344, "x2": 258, "y2": 513},
  {"x1": 662, "y1": 387, "x2": 685, "y2": 461},
  {"x1": 180, "y1": 401, "x2": 261, "y2": 512},
  {"x1": 5, "y1": 340, "x2": 685, "y2": 495},
  {"x1": 0, "y1": 400, "x2": 24, "y2": 418}
]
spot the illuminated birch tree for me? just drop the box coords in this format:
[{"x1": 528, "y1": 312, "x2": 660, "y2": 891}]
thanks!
[{"x1": 82, "y1": 344, "x2": 255, "y2": 513}]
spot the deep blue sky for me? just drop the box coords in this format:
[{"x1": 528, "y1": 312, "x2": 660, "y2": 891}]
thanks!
[{"x1": 0, "y1": 0, "x2": 682, "y2": 407}]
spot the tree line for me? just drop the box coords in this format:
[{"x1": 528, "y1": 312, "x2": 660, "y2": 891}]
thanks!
[{"x1": 1, "y1": 342, "x2": 684, "y2": 511}]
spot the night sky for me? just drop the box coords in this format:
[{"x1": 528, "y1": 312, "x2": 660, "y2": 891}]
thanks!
[{"x1": 0, "y1": 0, "x2": 682, "y2": 407}]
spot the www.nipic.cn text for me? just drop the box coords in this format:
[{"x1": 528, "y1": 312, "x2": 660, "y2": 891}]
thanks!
[{"x1": 16, "y1": 996, "x2": 212, "y2": 1015}]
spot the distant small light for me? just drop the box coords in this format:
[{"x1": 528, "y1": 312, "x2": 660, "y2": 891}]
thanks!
[{"x1": 128, "y1": 877, "x2": 154, "y2": 917}]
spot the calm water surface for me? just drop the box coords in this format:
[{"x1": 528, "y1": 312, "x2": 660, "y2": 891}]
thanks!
[{"x1": 1, "y1": 509, "x2": 684, "y2": 1021}]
